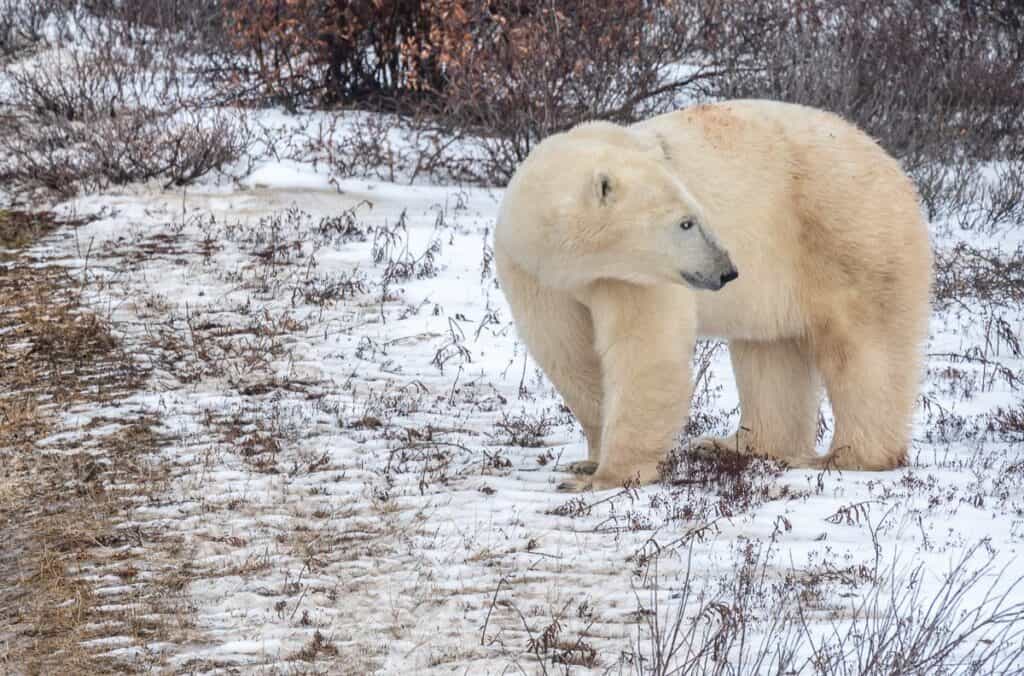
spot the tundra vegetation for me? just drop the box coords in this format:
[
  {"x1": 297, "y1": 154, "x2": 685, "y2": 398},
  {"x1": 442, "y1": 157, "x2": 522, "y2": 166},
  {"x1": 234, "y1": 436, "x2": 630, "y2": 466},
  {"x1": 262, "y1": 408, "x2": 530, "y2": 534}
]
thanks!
[{"x1": 1, "y1": 1, "x2": 1023, "y2": 673}]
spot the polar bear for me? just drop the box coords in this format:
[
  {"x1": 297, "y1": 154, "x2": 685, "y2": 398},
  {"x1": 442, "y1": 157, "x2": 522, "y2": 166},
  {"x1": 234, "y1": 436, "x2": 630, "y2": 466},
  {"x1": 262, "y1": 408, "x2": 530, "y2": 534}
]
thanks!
[{"x1": 495, "y1": 99, "x2": 932, "y2": 491}]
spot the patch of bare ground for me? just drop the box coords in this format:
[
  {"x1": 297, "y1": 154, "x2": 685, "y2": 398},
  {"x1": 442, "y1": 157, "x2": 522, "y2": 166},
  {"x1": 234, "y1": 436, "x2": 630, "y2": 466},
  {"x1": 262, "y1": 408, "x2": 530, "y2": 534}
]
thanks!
[{"x1": 0, "y1": 212, "x2": 183, "y2": 673}]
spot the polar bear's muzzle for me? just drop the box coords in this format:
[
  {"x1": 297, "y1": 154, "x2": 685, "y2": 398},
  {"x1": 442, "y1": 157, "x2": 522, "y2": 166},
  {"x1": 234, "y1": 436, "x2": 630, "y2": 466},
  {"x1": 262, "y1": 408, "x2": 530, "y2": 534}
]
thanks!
[
  {"x1": 680, "y1": 265, "x2": 738, "y2": 291},
  {"x1": 679, "y1": 227, "x2": 738, "y2": 291}
]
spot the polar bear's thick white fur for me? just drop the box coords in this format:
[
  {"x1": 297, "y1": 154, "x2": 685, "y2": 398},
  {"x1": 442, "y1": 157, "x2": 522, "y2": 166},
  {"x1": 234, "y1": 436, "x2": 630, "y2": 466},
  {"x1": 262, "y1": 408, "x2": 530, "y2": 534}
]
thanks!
[{"x1": 495, "y1": 99, "x2": 933, "y2": 491}]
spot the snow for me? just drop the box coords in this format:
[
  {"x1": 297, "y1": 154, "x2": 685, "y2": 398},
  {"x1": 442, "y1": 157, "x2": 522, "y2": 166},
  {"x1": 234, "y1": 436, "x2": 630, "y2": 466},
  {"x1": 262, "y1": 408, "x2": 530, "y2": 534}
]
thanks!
[
  {"x1": 18, "y1": 150, "x2": 1017, "y2": 672},
  {"x1": 241, "y1": 161, "x2": 335, "y2": 192}
]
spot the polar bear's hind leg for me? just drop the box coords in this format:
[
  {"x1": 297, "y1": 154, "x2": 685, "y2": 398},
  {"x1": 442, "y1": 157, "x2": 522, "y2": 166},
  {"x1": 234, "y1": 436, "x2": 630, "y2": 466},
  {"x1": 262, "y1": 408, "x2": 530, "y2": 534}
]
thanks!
[{"x1": 692, "y1": 338, "x2": 820, "y2": 466}]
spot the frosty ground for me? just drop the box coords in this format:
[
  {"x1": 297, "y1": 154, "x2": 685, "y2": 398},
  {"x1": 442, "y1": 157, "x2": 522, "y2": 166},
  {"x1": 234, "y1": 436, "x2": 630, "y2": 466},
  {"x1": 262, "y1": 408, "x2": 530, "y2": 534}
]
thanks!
[{"x1": 2, "y1": 141, "x2": 1024, "y2": 674}]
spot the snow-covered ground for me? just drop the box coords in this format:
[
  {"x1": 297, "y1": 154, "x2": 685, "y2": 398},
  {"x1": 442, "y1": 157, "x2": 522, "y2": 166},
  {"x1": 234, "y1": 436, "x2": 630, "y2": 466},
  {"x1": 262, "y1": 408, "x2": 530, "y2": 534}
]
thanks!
[{"x1": 3, "y1": 143, "x2": 1013, "y2": 673}]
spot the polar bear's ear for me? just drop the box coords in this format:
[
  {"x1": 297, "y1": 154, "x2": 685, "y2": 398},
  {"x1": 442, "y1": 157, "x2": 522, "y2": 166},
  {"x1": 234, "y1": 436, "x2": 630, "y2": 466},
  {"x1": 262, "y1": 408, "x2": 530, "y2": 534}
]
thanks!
[{"x1": 593, "y1": 170, "x2": 614, "y2": 205}]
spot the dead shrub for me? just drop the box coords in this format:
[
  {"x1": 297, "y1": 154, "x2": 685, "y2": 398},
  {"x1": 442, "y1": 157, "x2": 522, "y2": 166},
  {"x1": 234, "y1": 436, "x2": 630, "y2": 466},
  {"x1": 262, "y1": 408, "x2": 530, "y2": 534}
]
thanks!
[
  {"x1": 933, "y1": 242, "x2": 1024, "y2": 313},
  {"x1": 712, "y1": 0, "x2": 1024, "y2": 229},
  {"x1": 493, "y1": 409, "x2": 554, "y2": 447},
  {"x1": 628, "y1": 541, "x2": 1024, "y2": 675},
  {"x1": 656, "y1": 448, "x2": 790, "y2": 522},
  {"x1": 0, "y1": 0, "x2": 67, "y2": 60},
  {"x1": 81, "y1": 0, "x2": 230, "y2": 58},
  {"x1": 991, "y1": 400, "x2": 1024, "y2": 441},
  {"x1": 425, "y1": 1, "x2": 722, "y2": 184},
  {"x1": 220, "y1": 0, "x2": 459, "y2": 110},
  {"x1": 290, "y1": 629, "x2": 339, "y2": 662},
  {"x1": 317, "y1": 111, "x2": 479, "y2": 184},
  {"x1": 300, "y1": 1, "x2": 1024, "y2": 197},
  {"x1": 282, "y1": 1, "x2": 723, "y2": 184},
  {"x1": 715, "y1": 1, "x2": 1024, "y2": 160},
  {"x1": 2, "y1": 104, "x2": 250, "y2": 199},
  {"x1": 0, "y1": 6, "x2": 250, "y2": 200}
]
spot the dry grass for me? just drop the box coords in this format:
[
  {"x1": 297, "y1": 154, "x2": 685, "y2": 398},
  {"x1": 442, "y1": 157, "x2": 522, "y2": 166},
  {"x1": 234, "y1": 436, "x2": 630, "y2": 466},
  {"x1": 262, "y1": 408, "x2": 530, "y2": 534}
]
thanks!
[
  {"x1": 0, "y1": 209, "x2": 90, "y2": 254},
  {"x1": 0, "y1": 212, "x2": 181, "y2": 673}
]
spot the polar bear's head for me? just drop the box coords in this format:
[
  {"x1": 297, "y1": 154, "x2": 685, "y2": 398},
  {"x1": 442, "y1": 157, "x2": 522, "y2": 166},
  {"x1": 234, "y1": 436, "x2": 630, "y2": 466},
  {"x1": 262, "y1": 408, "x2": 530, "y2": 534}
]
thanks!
[{"x1": 496, "y1": 121, "x2": 737, "y2": 291}]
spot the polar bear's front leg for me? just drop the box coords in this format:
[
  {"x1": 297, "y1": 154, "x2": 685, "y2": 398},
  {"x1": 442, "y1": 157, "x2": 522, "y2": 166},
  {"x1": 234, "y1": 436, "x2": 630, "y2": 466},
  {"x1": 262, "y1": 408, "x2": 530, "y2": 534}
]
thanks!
[
  {"x1": 495, "y1": 252, "x2": 605, "y2": 471},
  {"x1": 560, "y1": 281, "x2": 695, "y2": 492}
]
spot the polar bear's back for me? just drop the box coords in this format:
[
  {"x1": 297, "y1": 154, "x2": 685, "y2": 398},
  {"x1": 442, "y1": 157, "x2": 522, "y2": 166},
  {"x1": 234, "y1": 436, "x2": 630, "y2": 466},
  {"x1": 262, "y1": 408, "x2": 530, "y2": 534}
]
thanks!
[{"x1": 636, "y1": 100, "x2": 931, "y2": 342}]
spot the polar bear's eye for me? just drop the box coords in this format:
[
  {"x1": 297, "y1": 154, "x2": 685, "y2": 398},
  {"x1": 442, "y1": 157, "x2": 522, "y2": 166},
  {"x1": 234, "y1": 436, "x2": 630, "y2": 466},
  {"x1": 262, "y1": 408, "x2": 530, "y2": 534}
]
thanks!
[
  {"x1": 680, "y1": 219, "x2": 696, "y2": 231},
  {"x1": 593, "y1": 171, "x2": 613, "y2": 204}
]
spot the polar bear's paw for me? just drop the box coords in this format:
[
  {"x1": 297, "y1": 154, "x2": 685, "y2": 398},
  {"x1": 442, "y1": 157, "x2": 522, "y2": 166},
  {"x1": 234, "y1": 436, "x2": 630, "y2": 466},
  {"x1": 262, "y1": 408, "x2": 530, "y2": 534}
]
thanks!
[
  {"x1": 688, "y1": 434, "x2": 747, "y2": 459},
  {"x1": 688, "y1": 434, "x2": 824, "y2": 469},
  {"x1": 557, "y1": 463, "x2": 660, "y2": 492},
  {"x1": 564, "y1": 460, "x2": 599, "y2": 475}
]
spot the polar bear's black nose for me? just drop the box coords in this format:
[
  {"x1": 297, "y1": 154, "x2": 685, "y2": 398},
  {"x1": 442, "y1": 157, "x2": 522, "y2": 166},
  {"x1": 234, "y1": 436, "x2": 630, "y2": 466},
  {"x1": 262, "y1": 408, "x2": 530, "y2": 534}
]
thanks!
[{"x1": 720, "y1": 269, "x2": 739, "y2": 286}]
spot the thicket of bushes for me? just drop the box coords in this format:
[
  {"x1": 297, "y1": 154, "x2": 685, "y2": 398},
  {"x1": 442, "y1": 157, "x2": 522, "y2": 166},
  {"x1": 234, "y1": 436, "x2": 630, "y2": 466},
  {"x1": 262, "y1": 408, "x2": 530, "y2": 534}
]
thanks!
[
  {"x1": 712, "y1": 0, "x2": 1024, "y2": 229},
  {"x1": 1, "y1": 0, "x2": 1022, "y2": 225}
]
